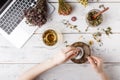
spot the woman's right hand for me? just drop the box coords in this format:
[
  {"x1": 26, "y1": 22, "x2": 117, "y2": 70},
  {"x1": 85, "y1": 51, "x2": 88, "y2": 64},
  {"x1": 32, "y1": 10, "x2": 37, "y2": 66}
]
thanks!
[
  {"x1": 52, "y1": 47, "x2": 79, "y2": 65},
  {"x1": 87, "y1": 56, "x2": 104, "y2": 74}
]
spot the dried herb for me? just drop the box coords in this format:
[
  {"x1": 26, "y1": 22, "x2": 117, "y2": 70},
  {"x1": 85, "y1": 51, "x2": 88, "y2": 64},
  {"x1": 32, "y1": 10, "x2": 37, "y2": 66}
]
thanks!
[
  {"x1": 93, "y1": 32, "x2": 102, "y2": 42},
  {"x1": 24, "y1": 0, "x2": 48, "y2": 27},
  {"x1": 89, "y1": 40, "x2": 94, "y2": 46},
  {"x1": 58, "y1": 0, "x2": 72, "y2": 15},
  {"x1": 62, "y1": 19, "x2": 81, "y2": 32},
  {"x1": 79, "y1": 35, "x2": 83, "y2": 40},
  {"x1": 85, "y1": 26, "x2": 89, "y2": 32},
  {"x1": 64, "y1": 41, "x2": 70, "y2": 47},
  {"x1": 78, "y1": 0, "x2": 88, "y2": 7},
  {"x1": 66, "y1": 45, "x2": 70, "y2": 47},
  {"x1": 103, "y1": 27, "x2": 112, "y2": 36},
  {"x1": 64, "y1": 41, "x2": 68, "y2": 43},
  {"x1": 98, "y1": 42, "x2": 103, "y2": 47},
  {"x1": 99, "y1": 4, "x2": 106, "y2": 9},
  {"x1": 87, "y1": 10, "x2": 103, "y2": 27}
]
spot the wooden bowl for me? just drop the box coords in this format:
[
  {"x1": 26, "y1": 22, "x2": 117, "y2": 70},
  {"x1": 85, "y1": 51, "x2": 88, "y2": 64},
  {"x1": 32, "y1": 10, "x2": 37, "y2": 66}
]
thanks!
[{"x1": 71, "y1": 42, "x2": 91, "y2": 64}]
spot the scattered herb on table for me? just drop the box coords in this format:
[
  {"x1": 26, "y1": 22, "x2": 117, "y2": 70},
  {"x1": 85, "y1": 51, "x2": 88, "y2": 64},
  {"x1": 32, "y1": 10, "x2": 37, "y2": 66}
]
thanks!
[
  {"x1": 85, "y1": 26, "x2": 89, "y2": 32},
  {"x1": 91, "y1": 27, "x2": 112, "y2": 46},
  {"x1": 89, "y1": 40, "x2": 94, "y2": 46},
  {"x1": 78, "y1": 0, "x2": 99, "y2": 7},
  {"x1": 58, "y1": 0, "x2": 72, "y2": 15},
  {"x1": 98, "y1": 42, "x2": 103, "y2": 47},
  {"x1": 62, "y1": 19, "x2": 81, "y2": 32},
  {"x1": 103, "y1": 27, "x2": 112, "y2": 36},
  {"x1": 64, "y1": 41, "x2": 68, "y2": 44},
  {"x1": 99, "y1": 4, "x2": 106, "y2": 9},
  {"x1": 66, "y1": 45, "x2": 70, "y2": 47},
  {"x1": 92, "y1": 32, "x2": 102, "y2": 42},
  {"x1": 64, "y1": 41, "x2": 70, "y2": 47},
  {"x1": 79, "y1": 35, "x2": 83, "y2": 40},
  {"x1": 24, "y1": 0, "x2": 48, "y2": 27}
]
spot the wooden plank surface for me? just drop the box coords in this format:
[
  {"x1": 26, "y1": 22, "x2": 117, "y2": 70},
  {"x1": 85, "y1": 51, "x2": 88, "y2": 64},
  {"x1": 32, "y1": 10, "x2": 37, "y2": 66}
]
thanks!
[
  {"x1": 0, "y1": 64, "x2": 120, "y2": 80},
  {"x1": 0, "y1": 33, "x2": 120, "y2": 63}
]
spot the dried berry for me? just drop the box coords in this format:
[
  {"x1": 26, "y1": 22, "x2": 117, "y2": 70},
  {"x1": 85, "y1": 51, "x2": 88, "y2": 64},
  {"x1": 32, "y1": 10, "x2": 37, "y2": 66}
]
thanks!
[{"x1": 71, "y1": 16, "x2": 77, "y2": 21}]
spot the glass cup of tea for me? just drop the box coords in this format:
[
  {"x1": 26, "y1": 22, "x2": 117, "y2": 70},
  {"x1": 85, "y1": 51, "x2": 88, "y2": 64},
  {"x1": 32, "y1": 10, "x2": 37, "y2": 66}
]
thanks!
[{"x1": 41, "y1": 27, "x2": 63, "y2": 49}]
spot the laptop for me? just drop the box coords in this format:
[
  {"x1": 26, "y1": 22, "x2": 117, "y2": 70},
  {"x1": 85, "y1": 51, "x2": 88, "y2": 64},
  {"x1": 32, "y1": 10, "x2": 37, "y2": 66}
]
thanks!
[{"x1": 0, "y1": 0, "x2": 38, "y2": 48}]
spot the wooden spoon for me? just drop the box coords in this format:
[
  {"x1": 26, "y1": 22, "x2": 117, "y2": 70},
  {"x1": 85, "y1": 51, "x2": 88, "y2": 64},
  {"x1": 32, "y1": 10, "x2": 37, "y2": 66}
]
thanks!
[{"x1": 93, "y1": 7, "x2": 109, "y2": 19}]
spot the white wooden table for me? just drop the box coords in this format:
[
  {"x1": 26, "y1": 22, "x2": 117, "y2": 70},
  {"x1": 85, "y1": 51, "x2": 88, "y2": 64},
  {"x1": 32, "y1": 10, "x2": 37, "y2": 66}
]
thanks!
[{"x1": 0, "y1": 0, "x2": 120, "y2": 80}]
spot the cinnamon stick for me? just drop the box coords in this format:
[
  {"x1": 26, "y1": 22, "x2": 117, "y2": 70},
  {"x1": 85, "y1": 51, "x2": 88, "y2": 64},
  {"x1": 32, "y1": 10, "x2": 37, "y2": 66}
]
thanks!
[{"x1": 93, "y1": 7, "x2": 109, "y2": 19}]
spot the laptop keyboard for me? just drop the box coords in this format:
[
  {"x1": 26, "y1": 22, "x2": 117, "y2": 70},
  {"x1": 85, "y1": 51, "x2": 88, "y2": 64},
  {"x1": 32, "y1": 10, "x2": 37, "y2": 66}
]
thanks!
[{"x1": 0, "y1": 0, "x2": 36, "y2": 34}]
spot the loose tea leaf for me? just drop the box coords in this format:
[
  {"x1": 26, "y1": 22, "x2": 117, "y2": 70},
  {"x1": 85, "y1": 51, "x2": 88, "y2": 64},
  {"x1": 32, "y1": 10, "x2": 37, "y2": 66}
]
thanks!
[
  {"x1": 24, "y1": 0, "x2": 48, "y2": 27},
  {"x1": 58, "y1": 0, "x2": 72, "y2": 15}
]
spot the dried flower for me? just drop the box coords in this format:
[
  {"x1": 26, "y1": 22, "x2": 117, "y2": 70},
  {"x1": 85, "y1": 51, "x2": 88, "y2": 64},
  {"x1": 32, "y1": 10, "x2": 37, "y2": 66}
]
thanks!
[
  {"x1": 58, "y1": 0, "x2": 72, "y2": 15},
  {"x1": 78, "y1": 0, "x2": 88, "y2": 7},
  {"x1": 24, "y1": 0, "x2": 47, "y2": 27},
  {"x1": 71, "y1": 16, "x2": 77, "y2": 21}
]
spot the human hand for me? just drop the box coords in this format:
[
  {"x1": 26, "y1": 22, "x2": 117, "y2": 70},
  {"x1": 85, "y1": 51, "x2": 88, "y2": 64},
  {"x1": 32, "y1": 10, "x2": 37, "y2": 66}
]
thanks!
[
  {"x1": 87, "y1": 56, "x2": 104, "y2": 74},
  {"x1": 52, "y1": 47, "x2": 79, "y2": 65}
]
